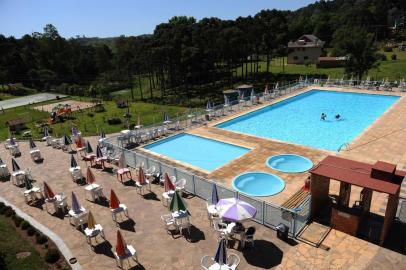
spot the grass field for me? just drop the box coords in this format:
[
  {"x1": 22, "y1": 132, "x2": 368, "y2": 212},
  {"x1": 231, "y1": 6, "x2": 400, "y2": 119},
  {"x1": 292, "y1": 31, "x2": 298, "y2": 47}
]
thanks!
[
  {"x1": 0, "y1": 216, "x2": 46, "y2": 270},
  {"x1": 1, "y1": 97, "x2": 187, "y2": 140}
]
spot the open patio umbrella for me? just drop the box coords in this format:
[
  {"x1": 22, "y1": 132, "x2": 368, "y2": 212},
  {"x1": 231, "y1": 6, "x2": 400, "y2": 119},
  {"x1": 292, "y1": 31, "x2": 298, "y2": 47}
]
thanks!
[
  {"x1": 211, "y1": 183, "x2": 219, "y2": 205},
  {"x1": 72, "y1": 127, "x2": 79, "y2": 137},
  {"x1": 71, "y1": 192, "x2": 81, "y2": 214},
  {"x1": 164, "y1": 173, "x2": 175, "y2": 192},
  {"x1": 100, "y1": 130, "x2": 106, "y2": 139},
  {"x1": 24, "y1": 178, "x2": 33, "y2": 191},
  {"x1": 216, "y1": 198, "x2": 257, "y2": 222},
  {"x1": 63, "y1": 134, "x2": 72, "y2": 146},
  {"x1": 87, "y1": 211, "x2": 96, "y2": 229},
  {"x1": 96, "y1": 145, "x2": 103, "y2": 159},
  {"x1": 71, "y1": 154, "x2": 78, "y2": 168},
  {"x1": 85, "y1": 141, "x2": 93, "y2": 153},
  {"x1": 163, "y1": 112, "x2": 171, "y2": 124},
  {"x1": 43, "y1": 181, "x2": 55, "y2": 199},
  {"x1": 138, "y1": 166, "x2": 146, "y2": 185},
  {"x1": 109, "y1": 189, "x2": 120, "y2": 209},
  {"x1": 11, "y1": 158, "x2": 20, "y2": 172},
  {"x1": 115, "y1": 230, "x2": 127, "y2": 257},
  {"x1": 86, "y1": 167, "x2": 96, "y2": 185},
  {"x1": 118, "y1": 153, "x2": 126, "y2": 169},
  {"x1": 29, "y1": 138, "x2": 37, "y2": 149},
  {"x1": 214, "y1": 238, "x2": 227, "y2": 265},
  {"x1": 169, "y1": 190, "x2": 187, "y2": 212}
]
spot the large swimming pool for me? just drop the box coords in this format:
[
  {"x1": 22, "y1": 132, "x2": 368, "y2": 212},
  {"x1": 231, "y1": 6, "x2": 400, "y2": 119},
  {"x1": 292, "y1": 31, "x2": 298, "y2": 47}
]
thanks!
[
  {"x1": 216, "y1": 90, "x2": 400, "y2": 151},
  {"x1": 143, "y1": 133, "x2": 250, "y2": 172}
]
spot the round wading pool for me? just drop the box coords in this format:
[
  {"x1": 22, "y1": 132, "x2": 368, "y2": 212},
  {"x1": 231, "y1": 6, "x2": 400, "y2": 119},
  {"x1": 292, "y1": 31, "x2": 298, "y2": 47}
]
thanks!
[
  {"x1": 232, "y1": 172, "x2": 285, "y2": 197},
  {"x1": 266, "y1": 154, "x2": 313, "y2": 173}
]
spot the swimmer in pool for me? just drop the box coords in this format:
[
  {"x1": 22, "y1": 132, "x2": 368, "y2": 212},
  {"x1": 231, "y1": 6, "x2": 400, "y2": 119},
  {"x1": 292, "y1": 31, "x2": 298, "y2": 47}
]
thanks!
[
  {"x1": 335, "y1": 114, "x2": 341, "y2": 120},
  {"x1": 320, "y1": 113, "x2": 326, "y2": 121}
]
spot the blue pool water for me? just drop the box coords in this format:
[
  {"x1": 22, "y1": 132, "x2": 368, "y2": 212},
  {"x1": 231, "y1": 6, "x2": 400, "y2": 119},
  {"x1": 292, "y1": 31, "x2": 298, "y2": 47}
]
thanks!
[
  {"x1": 233, "y1": 172, "x2": 285, "y2": 196},
  {"x1": 217, "y1": 90, "x2": 399, "y2": 151},
  {"x1": 267, "y1": 154, "x2": 313, "y2": 173},
  {"x1": 144, "y1": 133, "x2": 249, "y2": 172}
]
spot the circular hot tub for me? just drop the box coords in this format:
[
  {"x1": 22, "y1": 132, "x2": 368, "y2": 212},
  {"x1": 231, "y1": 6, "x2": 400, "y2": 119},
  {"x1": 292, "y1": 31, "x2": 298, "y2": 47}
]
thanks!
[
  {"x1": 232, "y1": 172, "x2": 285, "y2": 197},
  {"x1": 267, "y1": 154, "x2": 313, "y2": 173}
]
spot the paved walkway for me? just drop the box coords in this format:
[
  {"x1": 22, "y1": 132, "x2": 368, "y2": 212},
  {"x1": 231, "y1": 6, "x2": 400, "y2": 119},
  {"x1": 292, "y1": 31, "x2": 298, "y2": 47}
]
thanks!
[{"x1": 0, "y1": 93, "x2": 67, "y2": 109}]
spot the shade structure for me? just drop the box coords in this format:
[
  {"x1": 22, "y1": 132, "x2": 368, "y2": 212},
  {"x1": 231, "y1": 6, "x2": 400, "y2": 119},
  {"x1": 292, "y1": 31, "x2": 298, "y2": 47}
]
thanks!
[
  {"x1": 214, "y1": 238, "x2": 227, "y2": 265},
  {"x1": 216, "y1": 198, "x2": 257, "y2": 222},
  {"x1": 43, "y1": 127, "x2": 50, "y2": 137},
  {"x1": 163, "y1": 112, "x2": 171, "y2": 124},
  {"x1": 138, "y1": 166, "x2": 146, "y2": 185},
  {"x1": 86, "y1": 167, "x2": 96, "y2": 184},
  {"x1": 87, "y1": 211, "x2": 96, "y2": 229},
  {"x1": 63, "y1": 134, "x2": 72, "y2": 146},
  {"x1": 96, "y1": 145, "x2": 103, "y2": 159},
  {"x1": 29, "y1": 138, "x2": 37, "y2": 149},
  {"x1": 70, "y1": 154, "x2": 78, "y2": 168},
  {"x1": 100, "y1": 130, "x2": 106, "y2": 139},
  {"x1": 211, "y1": 183, "x2": 219, "y2": 205},
  {"x1": 24, "y1": 178, "x2": 33, "y2": 191},
  {"x1": 43, "y1": 181, "x2": 55, "y2": 199},
  {"x1": 109, "y1": 189, "x2": 120, "y2": 209},
  {"x1": 168, "y1": 190, "x2": 187, "y2": 212},
  {"x1": 118, "y1": 153, "x2": 126, "y2": 169},
  {"x1": 11, "y1": 158, "x2": 20, "y2": 172},
  {"x1": 71, "y1": 192, "x2": 81, "y2": 214},
  {"x1": 72, "y1": 127, "x2": 79, "y2": 137},
  {"x1": 164, "y1": 173, "x2": 175, "y2": 192},
  {"x1": 85, "y1": 141, "x2": 93, "y2": 153},
  {"x1": 115, "y1": 230, "x2": 127, "y2": 257}
]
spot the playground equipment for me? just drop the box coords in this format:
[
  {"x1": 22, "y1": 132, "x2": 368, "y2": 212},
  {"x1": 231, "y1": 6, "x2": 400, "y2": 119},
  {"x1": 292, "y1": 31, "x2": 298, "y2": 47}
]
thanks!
[{"x1": 48, "y1": 104, "x2": 72, "y2": 124}]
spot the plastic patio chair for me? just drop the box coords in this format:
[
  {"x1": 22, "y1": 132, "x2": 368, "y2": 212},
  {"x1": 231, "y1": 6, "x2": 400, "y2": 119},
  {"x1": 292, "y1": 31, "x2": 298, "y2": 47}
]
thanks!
[
  {"x1": 227, "y1": 253, "x2": 240, "y2": 270},
  {"x1": 200, "y1": 255, "x2": 213, "y2": 270},
  {"x1": 241, "y1": 226, "x2": 256, "y2": 249}
]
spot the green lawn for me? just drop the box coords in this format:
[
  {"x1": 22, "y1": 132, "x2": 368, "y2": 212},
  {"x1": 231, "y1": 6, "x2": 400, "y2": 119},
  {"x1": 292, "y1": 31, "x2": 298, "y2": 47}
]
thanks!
[{"x1": 0, "y1": 216, "x2": 46, "y2": 270}]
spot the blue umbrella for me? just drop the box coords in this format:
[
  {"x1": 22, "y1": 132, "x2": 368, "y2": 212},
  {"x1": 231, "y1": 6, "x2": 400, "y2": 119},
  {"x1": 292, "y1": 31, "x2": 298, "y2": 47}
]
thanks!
[
  {"x1": 71, "y1": 192, "x2": 81, "y2": 214},
  {"x1": 214, "y1": 238, "x2": 227, "y2": 265},
  {"x1": 29, "y1": 138, "x2": 36, "y2": 149},
  {"x1": 11, "y1": 158, "x2": 20, "y2": 172},
  {"x1": 211, "y1": 183, "x2": 219, "y2": 205},
  {"x1": 96, "y1": 145, "x2": 103, "y2": 159},
  {"x1": 70, "y1": 154, "x2": 78, "y2": 168}
]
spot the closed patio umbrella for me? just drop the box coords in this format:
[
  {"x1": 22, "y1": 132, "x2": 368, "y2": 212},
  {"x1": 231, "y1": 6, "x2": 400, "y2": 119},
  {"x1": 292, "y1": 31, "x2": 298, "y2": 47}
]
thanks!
[
  {"x1": 211, "y1": 183, "x2": 219, "y2": 205},
  {"x1": 216, "y1": 198, "x2": 257, "y2": 222},
  {"x1": 72, "y1": 127, "x2": 79, "y2": 137},
  {"x1": 96, "y1": 145, "x2": 103, "y2": 159},
  {"x1": 118, "y1": 153, "x2": 126, "y2": 169},
  {"x1": 164, "y1": 173, "x2": 175, "y2": 192},
  {"x1": 63, "y1": 134, "x2": 72, "y2": 146},
  {"x1": 85, "y1": 141, "x2": 93, "y2": 153},
  {"x1": 29, "y1": 138, "x2": 37, "y2": 149},
  {"x1": 43, "y1": 127, "x2": 50, "y2": 137},
  {"x1": 43, "y1": 181, "x2": 55, "y2": 199},
  {"x1": 11, "y1": 158, "x2": 20, "y2": 172},
  {"x1": 87, "y1": 211, "x2": 96, "y2": 229},
  {"x1": 163, "y1": 112, "x2": 171, "y2": 124},
  {"x1": 214, "y1": 238, "x2": 227, "y2": 265},
  {"x1": 109, "y1": 189, "x2": 120, "y2": 209},
  {"x1": 115, "y1": 230, "x2": 127, "y2": 257},
  {"x1": 71, "y1": 192, "x2": 81, "y2": 214},
  {"x1": 138, "y1": 167, "x2": 146, "y2": 185},
  {"x1": 24, "y1": 178, "x2": 33, "y2": 190},
  {"x1": 169, "y1": 190, "x2": 187, "y2": 212},
  {"x1": 86, "y1": 167, "x2": 96, "y2": 185},
  {"x1": 70, "y1": 155, "x2": 78, "y2": 168},
  {"x1": 100, "y1": 130, "x2": 106, "y2": 139}
]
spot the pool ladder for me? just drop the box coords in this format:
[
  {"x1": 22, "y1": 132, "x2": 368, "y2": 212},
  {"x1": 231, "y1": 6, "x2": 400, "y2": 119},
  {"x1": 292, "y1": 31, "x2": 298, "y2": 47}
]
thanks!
[{"x1": 337, "y1": 143, "x2": 350, "y2": 152}]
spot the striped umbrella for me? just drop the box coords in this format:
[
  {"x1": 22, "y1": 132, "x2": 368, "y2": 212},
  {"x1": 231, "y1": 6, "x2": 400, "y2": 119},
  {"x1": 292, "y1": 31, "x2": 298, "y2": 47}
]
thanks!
[
  {"x1": 43, "y1": 181, "x2": 55, "y2": 199},
  {"x1": 115, "y1": 230, "x2": 127, "y2": 257},
  {"x1": 100, "y1": 130, "x2": 106, "y2": 139},
  {"x1": 43, "y1": 127, "x2": 50, "y2": 137},
  {"x1": 168, "y1": 190, "x2": 187, "y2": 212},
  {"x1": 216, "y1": 198, "x2": 257, "y2": 222},
  {"x1": 109, "y1": 189, "x2": 120, "y2": 209},
  {"x1": 86, "y1": 167, "x2": 96, "y2": 185},
  {"x1": 63, "y1": 134, "x2": 72, "y2": 146},
  {"x1": 11, "y1": 158, "x2": 20, "y2": 172},
  {"x1": 214, "y1": 238, "x2": 227, "y2": 265},
  {"x1": 96, "y1": 146, "x2": 103, "y2": 159},
  {"x1": 87, "y1": 211, "x2": 96, "y2": 229},
  {"x1": 211, "y1": 183, "x2": 219, "y2": 205},
  {"x1": 70, "y1": 155, "x2": 78, "y2": 168},
  {"x1": 164, "y1": 173, "x2": 175, "y2": 192},
  {"x1": 71, "y1": 192, "x2": 81, "y2": 214},
  {"x1": 29, "y1": 138, "x2": 37, "y2": 149},
  {"x1": 118, "y1": 153, "x2": 126, "y2": 169},
  {"x1": 85, "y1": 141, "x2": 93, "y2": 153},
  {"x1": 138, "y1": 167, "x2": 146, "y2": 185},
  {"x1": 24, "y1": 178, "x2": 33, "y2": 191}
]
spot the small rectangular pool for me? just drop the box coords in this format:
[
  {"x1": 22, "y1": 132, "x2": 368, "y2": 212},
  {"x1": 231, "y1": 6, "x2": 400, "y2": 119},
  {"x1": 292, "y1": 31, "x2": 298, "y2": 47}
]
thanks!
[
  {"x1": 216, "y1": 90, "x2": 400, "y2": 151},
  {"x1": 143, "y1": 133, "x2": 250, "y2": 172}
]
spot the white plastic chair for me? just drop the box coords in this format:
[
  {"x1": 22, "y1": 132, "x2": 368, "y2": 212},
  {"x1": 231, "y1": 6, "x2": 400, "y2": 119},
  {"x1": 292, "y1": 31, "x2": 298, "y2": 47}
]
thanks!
[
  {"x1": 111, "y1": 204, "x2": 129, "y2": 224},
  {"x1": 84, "y1": 224, "x2": 105, "y2": 246},
  {"x1": 200, "y1": 255, "x2": 213, "y2": 270},
  {"x1": 114, "y1": 244, "x2": 138, "y2": 268},
  {"x1": 161, "y1": 213, "x2": 178, "y2": 233},
  {"x1": 227, "y1": 253, "x2": 240, "y2": 270}
]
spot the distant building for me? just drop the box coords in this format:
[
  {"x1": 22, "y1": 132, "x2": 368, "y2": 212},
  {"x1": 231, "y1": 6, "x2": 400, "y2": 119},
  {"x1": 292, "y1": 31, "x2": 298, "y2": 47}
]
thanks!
[
  {"x1": 6, "y1": 118, "x2": 27, "y2": 131},
  {"x1": 287, "y1": 35, "x2": 325, "y2": 64}
]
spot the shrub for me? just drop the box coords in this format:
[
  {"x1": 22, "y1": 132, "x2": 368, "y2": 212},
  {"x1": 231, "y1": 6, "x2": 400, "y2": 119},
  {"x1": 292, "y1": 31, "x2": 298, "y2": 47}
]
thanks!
[
  {"x1": 35, "y1": 233, "x2": 48, "y2": 245},
  {"x1": 107, "y1": 117, "x2": 122, "y2": 125},
  {"x1": 383, "y1": 46, "x2": 393, "y2": 52},
  {"x1": 13, "y1": 216, "x2": 23, "y2": 227},
  {"x1": 0, "y1": 202, "x2": 5, "y2": 209},
  {"x1": 391, "y1": 53, "x2": 397, "y2": 60},
  {"x1": 27, "y1": 227, "x2": 36, "y2": 236},
  {"x1": 45, "y1": 249, "x2": 60, "y2": 264},
  {"x1": 0, "y1": 205, "x2": 11, "y2": 215},
  {"x1": 87, "y1": 112, "x2": 94, "y2": 117},
  {"x1": 20, "y1": 220, "x2": 31, "y2": 230},
  {"x1": 4, "y1": 207, "x2": 16, "y2": 217}
]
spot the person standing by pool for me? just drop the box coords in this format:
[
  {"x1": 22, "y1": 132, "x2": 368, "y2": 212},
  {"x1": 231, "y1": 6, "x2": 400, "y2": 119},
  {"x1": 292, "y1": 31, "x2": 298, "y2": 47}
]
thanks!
[{"x1": 320, "y1": 113, "x2": 326, "y2": 121}]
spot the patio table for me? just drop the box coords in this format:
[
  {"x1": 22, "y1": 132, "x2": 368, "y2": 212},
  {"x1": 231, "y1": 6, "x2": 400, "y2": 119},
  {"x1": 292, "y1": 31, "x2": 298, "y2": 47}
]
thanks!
[
  {"x1": 69, "y1": 207, "x2": 88, "y2": 230},
  {"x1": 12, "y1": 170, "x2": 26, "y2": 186}
]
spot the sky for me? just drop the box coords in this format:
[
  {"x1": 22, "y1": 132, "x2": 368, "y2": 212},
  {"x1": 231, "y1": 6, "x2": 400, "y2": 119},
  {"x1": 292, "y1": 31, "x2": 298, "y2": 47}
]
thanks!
[{"x1": 0, "y1": 0, "x2": 317, "y2": 38}]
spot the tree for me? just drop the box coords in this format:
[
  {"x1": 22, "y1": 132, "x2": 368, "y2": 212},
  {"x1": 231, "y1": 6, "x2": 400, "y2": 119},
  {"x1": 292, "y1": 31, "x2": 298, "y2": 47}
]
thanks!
[{"x1": 332, "y1": 27, "x2": 379, "y2": 80}]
